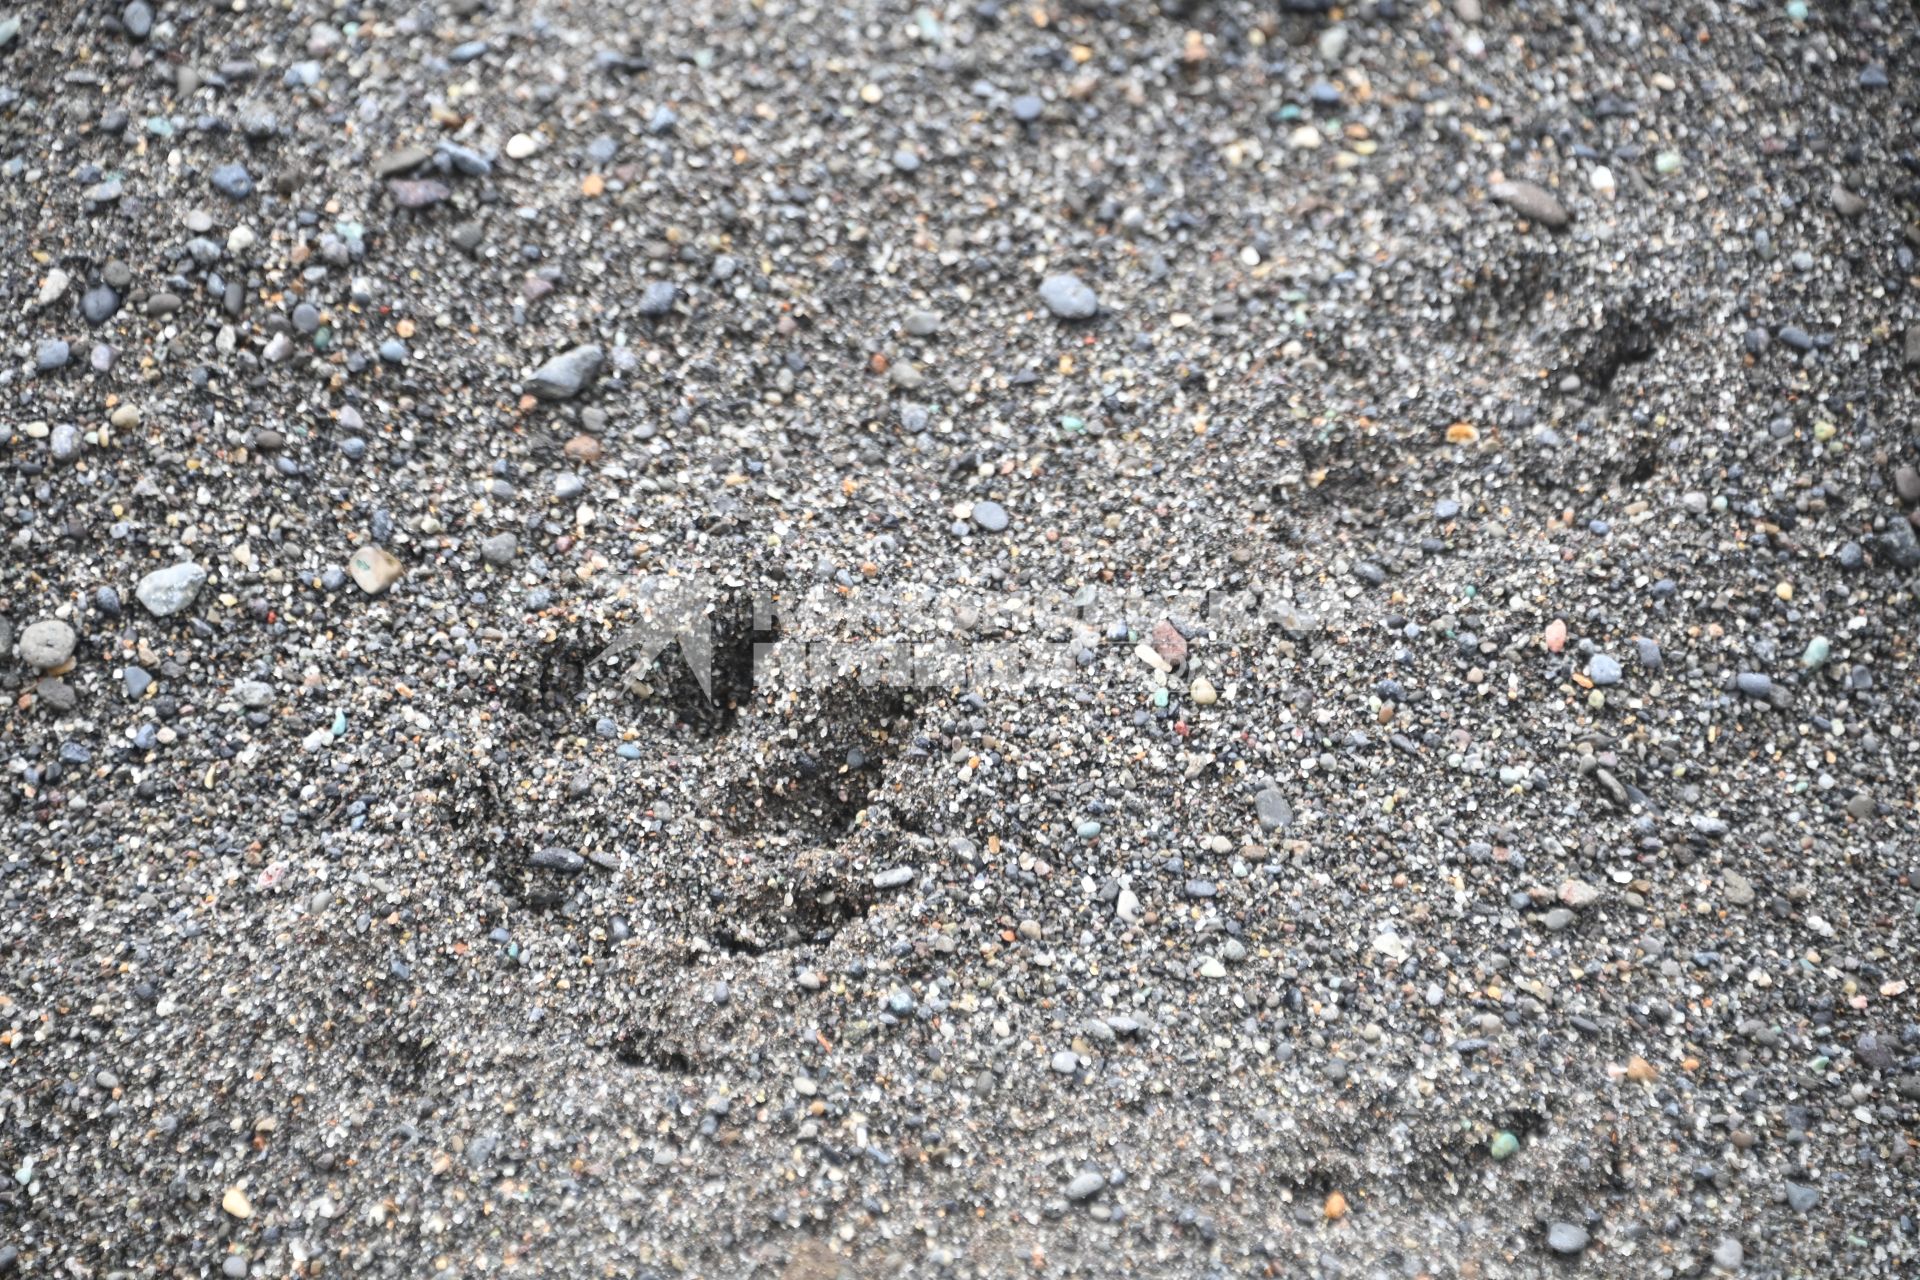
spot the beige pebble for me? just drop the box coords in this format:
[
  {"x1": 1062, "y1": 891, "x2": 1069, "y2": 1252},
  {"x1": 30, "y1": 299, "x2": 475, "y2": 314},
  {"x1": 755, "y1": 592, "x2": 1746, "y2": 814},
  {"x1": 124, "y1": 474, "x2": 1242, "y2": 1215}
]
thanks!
[
  {"x1": 1189, "y1": 676, "x2": 1217, "y2": 705},
  {"x1": 110, "y1": 404, "x2": 140, "y2": 428},
  {"x1": 505, "y1": 132, "x2": 539, "y2": 159},
  {"x1": 348, "y1": 545, "x2": 404, "y2": 595},
  {"x1": 222, "y1": 1186, "x2": 253, "y2": 1219}
]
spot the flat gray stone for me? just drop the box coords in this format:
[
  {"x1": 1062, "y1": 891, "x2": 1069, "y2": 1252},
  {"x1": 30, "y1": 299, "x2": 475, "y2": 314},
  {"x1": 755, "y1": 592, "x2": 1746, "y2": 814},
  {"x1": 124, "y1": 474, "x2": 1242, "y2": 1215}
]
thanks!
[
  {"x1": 529, "y1": 847, "x2": 586, "y2": 873},
  {"x1": 1547, "y1": 1222, "x2": 1589, "y2": 1254},
  {"x1": 1490, "y1": 179, "x2": 1570, "y2": 228},
  {"x1": 1065, "y1": 1172, "x2": 1105, "y2": 1201},
  {"x1": 135, "y1": 562, "x2": 207, "y2": 617},
  {"x1": 1255, "y1": 787, "x2": 1292, "y2": 831},
  {"x1": 528, "y1": 344, "x2": 605, "y2": 400}
]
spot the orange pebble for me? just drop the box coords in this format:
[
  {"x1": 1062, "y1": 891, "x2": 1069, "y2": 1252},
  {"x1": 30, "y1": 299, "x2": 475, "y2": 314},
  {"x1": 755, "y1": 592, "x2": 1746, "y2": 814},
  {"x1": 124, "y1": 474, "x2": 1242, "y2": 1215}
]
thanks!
[{"x1": 1324, "y1": 1191, "x2": 1348, "y2": 1221}]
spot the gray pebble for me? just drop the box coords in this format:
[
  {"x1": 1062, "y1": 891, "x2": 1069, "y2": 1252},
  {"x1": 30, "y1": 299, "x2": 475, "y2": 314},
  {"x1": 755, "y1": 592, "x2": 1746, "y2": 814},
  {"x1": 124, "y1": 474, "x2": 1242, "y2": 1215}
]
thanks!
[
  {"x1": 529, "y1": 847, "x2": 586, "y2": 873},
  {"x1": 638, "y1": 282, "x2": 677, "y2": 316},
  {"x1": 528, "y1": 344, "x2": 605, "y2": 400},
  {"x1": 135, "y1": 562, "x2": 208, "y2": 617},
  {"x1": 209, "y1": 163, "x2": 255, "y2": 200},
  {"x1": 971, "y1": 500, "x2": 1009, "y2": 533},
  {"x1": 1547, "y1": 1222, "x2": 1589, "y2": 1254},
  {"x1": 1039, "y1": 273, "x2": 1098, "y2": 320},
  {"x1": 1255, "y1": 788, "x2": 1292, "y2": 831},
  {"x1": 233, "y1": 680, "x2": 274, "y2": 709},
  {"x1": 19, "y1": 620, "x2": 78, "y2": 670},
  {"x1": 1881, "y1": 517, "x2": 1920, "y2": 569},
  {"x1": 1489, "y1": 179, "x2": 1570, "y2": 228},
  {"x1": 1065, "y1": 1172, "x2": 1105, "y2": 1201},
  {"x1": 50, "y1": 424, "x2": 82, "y2": 464},
  {"x1": 82, "y1": 285, "x2": 121, "y2": 325}
]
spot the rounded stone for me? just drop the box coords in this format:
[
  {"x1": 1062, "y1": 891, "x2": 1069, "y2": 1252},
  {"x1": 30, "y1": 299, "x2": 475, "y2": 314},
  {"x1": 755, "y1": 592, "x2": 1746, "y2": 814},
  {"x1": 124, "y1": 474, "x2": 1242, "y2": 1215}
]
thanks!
[
  {"x1": 1039, "y1": 273, "x2": 1098, "y2": 320},
  {"x1": 970, "y1": 500, "x2": 1010, "y2": 533},
  {"x1": 19, "y1": 620, "x2": 78, "y2": 670},
  {"x1": 1547, "y1": 1223, "x2": 1589, "y2": 1254}
]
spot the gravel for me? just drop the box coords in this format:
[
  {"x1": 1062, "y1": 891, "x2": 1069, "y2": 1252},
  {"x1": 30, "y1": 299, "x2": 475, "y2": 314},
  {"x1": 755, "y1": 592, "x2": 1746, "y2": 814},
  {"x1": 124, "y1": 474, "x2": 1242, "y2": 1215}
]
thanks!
[{"x1": 2, "y1": 1, "x2": 1916, "y2": 1277}]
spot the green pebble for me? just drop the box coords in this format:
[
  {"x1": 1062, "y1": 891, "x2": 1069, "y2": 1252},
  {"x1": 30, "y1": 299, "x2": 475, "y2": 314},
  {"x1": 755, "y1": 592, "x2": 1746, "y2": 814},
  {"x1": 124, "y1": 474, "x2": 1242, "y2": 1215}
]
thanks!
[
  {"x1": 1802, "y1": 635, "x2": 1830, "y2": 670},
  {"x1": 1490, "y1": 1131, "x2": 1520, "y2": 1161},
  {"x1": 1655, "y1": 152, "x2": 1683, "y2": 175},
  {"x1": 1060, "y1": 415, "x2": 1084, "y2": 433},
  {"x1": 1812, "y1": 421, "x2": 1835, "y2": 442},
  {"x1": 1809, "y1": 1055, "x2": 1829, "y2": 1073}
]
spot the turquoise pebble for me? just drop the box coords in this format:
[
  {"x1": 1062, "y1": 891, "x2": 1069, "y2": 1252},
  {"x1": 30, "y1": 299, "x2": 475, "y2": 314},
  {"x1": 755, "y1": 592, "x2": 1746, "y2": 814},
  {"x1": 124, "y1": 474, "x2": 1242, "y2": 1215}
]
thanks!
[
  {"x1": 1490, "y1": 1131, "x2": 1520, "y2": 1161},
  {"x1": 330, "y1": 711, "x2": 347, "y2": 737},
  {"x1": 1077, "y1": 820, "x2": 1102, "y2": 839},
  {"x1": 1802, "y1": 635, "x2": 1829, "y2": 670}
]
